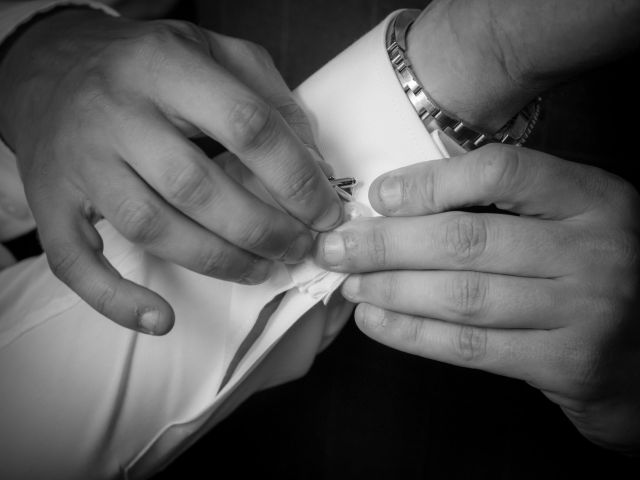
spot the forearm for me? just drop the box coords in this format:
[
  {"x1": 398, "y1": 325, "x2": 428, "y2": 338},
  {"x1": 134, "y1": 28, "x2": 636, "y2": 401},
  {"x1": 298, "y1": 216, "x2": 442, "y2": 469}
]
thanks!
[{"x1": 408, "y1": 0, "x2": 640, "y2": 131}]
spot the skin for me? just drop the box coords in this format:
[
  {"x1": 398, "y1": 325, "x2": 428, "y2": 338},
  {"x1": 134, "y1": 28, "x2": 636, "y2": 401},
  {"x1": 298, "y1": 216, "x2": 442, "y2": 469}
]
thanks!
[
  {"x1": 314, "y1": 0, "x2": 640, "y2": 452},
  {"x1": 0, "y1": 244, "x2": 14, "y2": 269},
  {"x1": 0, "y1": 8, "x2": 342, "y2": 335}
]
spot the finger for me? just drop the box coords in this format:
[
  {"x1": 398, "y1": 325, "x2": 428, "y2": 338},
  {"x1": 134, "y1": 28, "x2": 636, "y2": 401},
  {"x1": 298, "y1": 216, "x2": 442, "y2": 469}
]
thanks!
[
  {"x1": 212, "y1": 150, "x2": 333, "y2": 196},
  {"x1": 315, "y1": 212, "x2": 576, "y2": 276},
  {"x1": 354, "y1": 303, "x2": 552, "y2": 384},
  {"x1": 87, "y1": 159, "x2": 273, "y2": 283},
  {"x1": 150, "y1": 43, "x2": 342, "y2": 231},
  {"x1": 342, "y1": 271, "x2": 569, "y2": 329},
  {"x1": 31, "y1": 191, "x2": 174, "y2": 335},
  {"x1": 198, "y1": 31, "x2": 317, "y2": 147},
  {"x1": 369, "y1": 144, "x2": 627, "y2": 220},
  {"x1": 198, "y1": 31, "x2": 335, "y2": 177},
  {"x1": 116, "y1": 112, "x2": 313, "y2": 263}
]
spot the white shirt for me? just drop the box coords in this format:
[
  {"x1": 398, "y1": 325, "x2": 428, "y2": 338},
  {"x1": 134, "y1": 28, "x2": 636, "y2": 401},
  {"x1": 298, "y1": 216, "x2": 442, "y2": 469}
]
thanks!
[{"x1": 0, "y1": 7, "x2": 451, "y2": 479}]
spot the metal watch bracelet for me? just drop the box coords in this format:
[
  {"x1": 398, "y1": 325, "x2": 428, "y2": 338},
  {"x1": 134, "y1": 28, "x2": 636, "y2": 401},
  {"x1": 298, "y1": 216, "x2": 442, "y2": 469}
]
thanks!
[{"x1": 386, "y1": 9, "x2": 541, "y2": 151}]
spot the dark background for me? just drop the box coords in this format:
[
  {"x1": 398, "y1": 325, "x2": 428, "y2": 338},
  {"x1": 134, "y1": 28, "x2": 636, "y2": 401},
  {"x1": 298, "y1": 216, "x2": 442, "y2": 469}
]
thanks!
[{"x1": 5, "y1": 0, "x2": 640, "y2": 478}]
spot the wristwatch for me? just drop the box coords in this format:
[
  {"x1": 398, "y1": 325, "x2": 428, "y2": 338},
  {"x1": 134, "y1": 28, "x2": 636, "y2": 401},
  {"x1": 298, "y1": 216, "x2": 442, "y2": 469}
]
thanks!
[{"x1": 386, "y1": 9, "x2": 541, "y2": 151}]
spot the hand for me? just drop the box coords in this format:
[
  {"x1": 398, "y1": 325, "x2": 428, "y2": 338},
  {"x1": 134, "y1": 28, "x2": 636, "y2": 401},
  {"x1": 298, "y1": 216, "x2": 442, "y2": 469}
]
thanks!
[
  {"x1": 0, "y1": 8, "x2": 342, "y2": 334},
  {"x1": 314, "y1": 144, "x2": 640, "y2": 452}
]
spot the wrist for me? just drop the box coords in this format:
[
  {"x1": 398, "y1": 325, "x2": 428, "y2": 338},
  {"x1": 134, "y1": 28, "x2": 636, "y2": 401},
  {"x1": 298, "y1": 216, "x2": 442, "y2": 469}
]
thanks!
[{"x1": 406, "y1": 2, "x2": 545, "y2": 133}]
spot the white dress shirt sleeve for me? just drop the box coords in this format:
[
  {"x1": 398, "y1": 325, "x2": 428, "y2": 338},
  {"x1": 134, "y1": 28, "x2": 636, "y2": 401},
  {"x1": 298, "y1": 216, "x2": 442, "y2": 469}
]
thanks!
[{"x1": 0, "y1": 11, "x2": 450, "y2": 480}]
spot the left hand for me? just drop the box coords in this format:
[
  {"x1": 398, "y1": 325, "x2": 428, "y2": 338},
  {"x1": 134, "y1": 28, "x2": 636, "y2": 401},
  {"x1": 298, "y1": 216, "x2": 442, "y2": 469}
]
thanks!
[{"x1": 314, "y1": 144, "x2": 640, "y2": 452}]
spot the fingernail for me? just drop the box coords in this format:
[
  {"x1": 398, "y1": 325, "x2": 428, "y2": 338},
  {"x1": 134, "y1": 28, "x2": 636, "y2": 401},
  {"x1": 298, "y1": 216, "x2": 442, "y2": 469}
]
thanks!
[
  {"x1": 241, "y1": 260, "x2": 272, "y2": 284},
  {"x1": 321, "y1": 232, "x2": 345, "y2": 265},
  {"x1": 341, "y1": 275, "x2": 360, "y2": 300},
  {"x1": 139, "y1": 309, "x2": 160, "y2": 335},
  {"x1": 283, "y1": 233, "x2": 313, "y2": 263},
  {"x1": 313, "y1": 199, "x2": 343, "y2": 231},
  {"x1": 378, "y1": 176, "x2": 403, "y2": 211}
]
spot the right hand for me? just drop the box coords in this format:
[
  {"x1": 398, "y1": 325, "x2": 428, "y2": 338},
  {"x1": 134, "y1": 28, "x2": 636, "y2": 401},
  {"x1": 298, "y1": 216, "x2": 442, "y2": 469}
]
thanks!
[{"x1": 0, "y1": 8, "x2": 343, "y2": 335}]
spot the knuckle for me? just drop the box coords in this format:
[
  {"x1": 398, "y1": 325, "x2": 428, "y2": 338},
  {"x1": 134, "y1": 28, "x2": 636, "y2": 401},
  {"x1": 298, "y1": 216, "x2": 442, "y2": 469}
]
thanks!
[
  {"x1": 114, "y1": 198, "x2": 164, "y2": 244},
  {"x1": 196, "y1": 247, "x2": 232, "y2": 277},
  {"x1": 400, "y1": 316, "x2": 427, "y2": 347},
  {"x1": 138, "y1": 22, "x2": 182, "y2": 54},
  {"x1": 602, "y1": 231, "x2": 638, "y2": 268},
  {"x1": 92, "y1": 282, "x2": 117, "y2": 317},
  {"x1": 475, "y1": 144, "x2": 523, "y2": 195},
  {"x1": 276, "y1": 99, "x2": 307, "y2": 125},
  {"x1": 550, "y1": 342, "x2": 604, "y2": 399},
  {"x1": 622, "y1": 233, "x2": 640, "y2": 270},
  {"x1": 613, "y1": 178, "x2": 640, "y2": 212},
  {"x1": 68, "y1": 73, "x2": 112, "y2": 116},
  {"x1": 593, "y1": 172, "x2": 640, "y2": 223},
  {"x1": 380, "y1": 273, "x2": 400, "y2": 304},
  {"x1": 575, "y1": 166, "x2": 612, "y2": 204},
  {"x1": 278, "y1": 167, "x2": 321, "y2": 205},
  {"x1": 454, "y1": 325, "x2": 488, "y2": 363},
  {"x1": 571, "y1": 227, "x2": 639, "y2": 272},
  {"x1": 113, "y1": 23, "x2": 177, "y2": 73},
  {"x1": 238, "y1": 39, "x2": 273, "y2": 64},
  {"x1": 94, "y1": 24, "x2": 184, "y2": 92},
  {"x1": 47, "y1": 242, "x2": 82, "y2": 283},
  {"x1": 340, "y1": 230, "x2": 359, "y2": 265},
  {"x1": 416, "y1": 166, "x2": 439, "y2": 211},
  {"x1": 160, "y1": 19, "x2": 203, "y2": 43},
  {"x1": 275, "y1": 100, "x2": 313, "y2": 146},
  {"x1": 227, "y1": 100, "x2": 278, "y2": 153},
  {"x1": 364, "y1": 225, "x2": 389, "y2": 268},
  {"x1": 161, "y1": 160, "x2": 214, "y2": 209},
  {"x1": 237, "y1": 219, "x2": 275, "y2": 252},
  {"x1": 556, "y1": 227, "x2": 583, "y2": 257},
  {"x1": 443, "y1": 214, "x2": 488, "y2": 265},
  {"x1": 447, "y1": 273, "x2": 488, "y2": 319}
]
